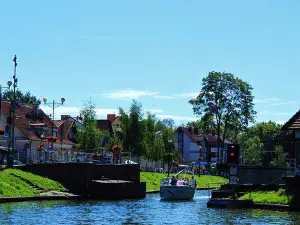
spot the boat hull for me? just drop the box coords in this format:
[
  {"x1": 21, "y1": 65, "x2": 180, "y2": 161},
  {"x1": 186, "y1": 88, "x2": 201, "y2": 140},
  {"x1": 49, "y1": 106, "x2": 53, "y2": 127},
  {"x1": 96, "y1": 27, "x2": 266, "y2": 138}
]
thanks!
[{"x1": 160, "y1": 185, "x2": 195, "y2": 200}]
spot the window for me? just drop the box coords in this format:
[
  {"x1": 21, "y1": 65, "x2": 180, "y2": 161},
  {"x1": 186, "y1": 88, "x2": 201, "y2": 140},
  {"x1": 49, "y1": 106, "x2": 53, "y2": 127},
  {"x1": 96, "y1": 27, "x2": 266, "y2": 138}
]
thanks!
[{"x1": 295, "y1": 130, "x2": 300, "y2": 140}]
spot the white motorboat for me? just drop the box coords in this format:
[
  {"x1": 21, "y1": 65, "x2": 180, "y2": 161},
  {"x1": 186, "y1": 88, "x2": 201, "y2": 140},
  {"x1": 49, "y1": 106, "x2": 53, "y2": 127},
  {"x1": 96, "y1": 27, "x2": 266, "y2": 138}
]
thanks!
[
  {"x1": 160, "y1": 160, "x2": 198, "y2": 200},
  {"x1": 160, "y1": 178, "x2": 196, "y2": 200}
]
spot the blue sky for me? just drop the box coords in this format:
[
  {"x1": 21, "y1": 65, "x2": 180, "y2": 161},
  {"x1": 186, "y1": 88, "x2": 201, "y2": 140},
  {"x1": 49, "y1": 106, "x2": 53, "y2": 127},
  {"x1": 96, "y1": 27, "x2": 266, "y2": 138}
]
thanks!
[{"x1": 1, "y1": 0, "x2": 300, "y2": 124}]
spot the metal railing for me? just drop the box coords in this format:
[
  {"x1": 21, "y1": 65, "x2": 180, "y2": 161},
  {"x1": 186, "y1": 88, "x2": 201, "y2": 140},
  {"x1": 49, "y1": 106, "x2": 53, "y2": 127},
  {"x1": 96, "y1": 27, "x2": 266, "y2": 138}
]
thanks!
[{"x1": 285, "y1": 159, "x2": 296, "y2": 177}]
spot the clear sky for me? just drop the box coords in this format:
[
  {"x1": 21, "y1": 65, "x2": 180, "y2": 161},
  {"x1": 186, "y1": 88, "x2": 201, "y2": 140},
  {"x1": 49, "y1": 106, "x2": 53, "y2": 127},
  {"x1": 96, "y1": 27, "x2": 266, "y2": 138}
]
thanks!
[{"x1": 1, "y1": 0, "x2": 299, "y2": 124}]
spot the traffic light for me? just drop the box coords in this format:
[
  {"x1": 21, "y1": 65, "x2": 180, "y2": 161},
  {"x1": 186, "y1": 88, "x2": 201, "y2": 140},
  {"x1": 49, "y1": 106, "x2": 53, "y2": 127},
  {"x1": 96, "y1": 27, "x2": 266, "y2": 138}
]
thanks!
[{"x1": 227, "y1": 144, "x2": 240, "y2": 164}]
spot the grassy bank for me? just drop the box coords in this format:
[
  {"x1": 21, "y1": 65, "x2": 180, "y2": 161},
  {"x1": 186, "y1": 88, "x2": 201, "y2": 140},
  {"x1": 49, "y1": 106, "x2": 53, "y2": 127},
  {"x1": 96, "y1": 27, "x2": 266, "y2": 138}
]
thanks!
[
  {"x1": 0, "y1": 169, "x2": 66, "y2": 197},
  {"x1": 239, "y1": 189, "x2": 292, "y2": 205},
  {"x1": 140, "y1": 172, "x2": 228, "y2": 192}
]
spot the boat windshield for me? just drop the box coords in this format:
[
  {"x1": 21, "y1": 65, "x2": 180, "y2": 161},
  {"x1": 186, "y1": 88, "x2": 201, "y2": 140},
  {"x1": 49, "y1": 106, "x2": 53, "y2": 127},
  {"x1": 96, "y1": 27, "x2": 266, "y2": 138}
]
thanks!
[{"x1": 161, "y1": 178, "x2": 171, "y2": 185}]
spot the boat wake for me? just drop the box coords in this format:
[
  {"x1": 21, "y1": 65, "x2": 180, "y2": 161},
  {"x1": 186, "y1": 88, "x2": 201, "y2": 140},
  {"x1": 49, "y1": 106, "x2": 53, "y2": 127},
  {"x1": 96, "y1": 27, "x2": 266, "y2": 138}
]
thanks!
[{"x1": 194, "y1": 196, "x2": 210, "y2": 199}]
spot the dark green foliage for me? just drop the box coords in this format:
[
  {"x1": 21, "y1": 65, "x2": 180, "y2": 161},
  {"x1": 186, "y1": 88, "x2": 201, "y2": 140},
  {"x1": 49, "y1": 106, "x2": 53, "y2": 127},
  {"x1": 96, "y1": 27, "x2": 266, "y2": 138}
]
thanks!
[
  {"x1": 119, "y1": 100, "x2": 144, "y2": 159},
  {"x1": 237, "y1": 121, "x2": 287, "y2": 166},
  {"x1": 2, "y1": 89, "x2": 41, "y2": 106},
  {"x1": 189, "y1": 71, "x2": 256, "y2": 161},
  {"x1": 76, "y1": 99, "x2": 106, "y2": 151},
  {"x1": 118, "y1": 100, "x2": 175, "y2": 162}
]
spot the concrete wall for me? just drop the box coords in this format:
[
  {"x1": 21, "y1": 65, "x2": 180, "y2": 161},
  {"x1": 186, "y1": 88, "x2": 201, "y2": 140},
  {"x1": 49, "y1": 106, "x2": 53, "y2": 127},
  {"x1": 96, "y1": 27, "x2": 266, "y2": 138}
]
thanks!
[
  {"x1": 239, "y1": 166, "x2": 287, "y2": 185},
  {"x1": 21, "y1": 163, "x2": 141, "y2": 194}
]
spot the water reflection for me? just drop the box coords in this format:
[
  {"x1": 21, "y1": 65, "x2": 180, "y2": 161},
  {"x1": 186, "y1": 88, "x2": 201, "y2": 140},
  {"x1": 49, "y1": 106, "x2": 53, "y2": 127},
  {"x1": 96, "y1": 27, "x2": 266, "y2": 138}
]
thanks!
[{"x1": 0, "y1": 191, "x2": 299, "y2": 225}]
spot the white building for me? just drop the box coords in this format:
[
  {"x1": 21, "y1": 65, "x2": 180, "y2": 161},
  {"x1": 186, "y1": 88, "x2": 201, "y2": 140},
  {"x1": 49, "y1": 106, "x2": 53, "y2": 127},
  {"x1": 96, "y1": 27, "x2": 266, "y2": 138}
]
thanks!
[
  {"x1": 0, "y1": 102, "x2": 77, "y2": 163},
  {"x1": 174, "y1": 127, "x2": 231, "y2": 165}
]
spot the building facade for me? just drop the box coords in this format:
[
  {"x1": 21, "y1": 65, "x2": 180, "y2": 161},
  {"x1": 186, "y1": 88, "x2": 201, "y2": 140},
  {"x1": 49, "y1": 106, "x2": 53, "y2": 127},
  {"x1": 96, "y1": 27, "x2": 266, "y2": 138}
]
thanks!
[
  {"x1": 174, "y1": 126, "x2": 231, "y2": 165},
  {"x1": 0, "y1": 102, "x2": 79, "y2": 163}
]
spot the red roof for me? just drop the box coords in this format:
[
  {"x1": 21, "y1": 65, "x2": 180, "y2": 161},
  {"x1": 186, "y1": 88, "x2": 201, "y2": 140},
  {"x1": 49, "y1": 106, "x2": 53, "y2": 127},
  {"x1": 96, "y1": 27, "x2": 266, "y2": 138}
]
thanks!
[
  {"x1": 1, "y1": 101, "x2": 52, "y2": 141},
  {"x1": 1, "y1": 101, "x2": 75, "y2": 146},
  {"x1": 177, "y1": 127, "x2": 231, "y2": 146},
  {"x1": 96, "y1": 120, "x2": 113, "y2": 136},
  {"x1": 54, "y1": 120, "x2": 75, "y2": 145},
  {"x1": 107, "y1": 114, "x2": 116, "y2": 123}
]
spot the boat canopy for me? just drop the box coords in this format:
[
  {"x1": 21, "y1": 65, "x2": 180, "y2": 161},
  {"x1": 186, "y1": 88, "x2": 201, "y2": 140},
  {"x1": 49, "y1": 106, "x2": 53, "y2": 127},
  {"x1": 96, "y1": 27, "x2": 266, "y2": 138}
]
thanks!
[{"x1": 178, "y1": 164, "x2": 189, "y2": 168}]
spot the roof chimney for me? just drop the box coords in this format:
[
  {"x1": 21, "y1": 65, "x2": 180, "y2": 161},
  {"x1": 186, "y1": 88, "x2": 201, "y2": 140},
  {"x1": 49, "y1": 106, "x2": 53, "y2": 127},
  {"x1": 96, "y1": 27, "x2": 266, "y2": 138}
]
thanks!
[
  {"x1": 107, "y1": 114, "x2": 116, "y2": 122},
  {"x1": 194, "y1": 127, "x2": 199, "y2": 135},
  {"x1": 188, "y1": 126, "x2": 193, "y2": 134}
]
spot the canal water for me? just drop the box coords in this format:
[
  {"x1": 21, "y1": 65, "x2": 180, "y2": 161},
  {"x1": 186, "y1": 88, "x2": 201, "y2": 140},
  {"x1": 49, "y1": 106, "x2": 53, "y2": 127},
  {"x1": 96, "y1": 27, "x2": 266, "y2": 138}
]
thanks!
[{"x1": 0, "y1": 190, "x2": 299, "y2": 225}]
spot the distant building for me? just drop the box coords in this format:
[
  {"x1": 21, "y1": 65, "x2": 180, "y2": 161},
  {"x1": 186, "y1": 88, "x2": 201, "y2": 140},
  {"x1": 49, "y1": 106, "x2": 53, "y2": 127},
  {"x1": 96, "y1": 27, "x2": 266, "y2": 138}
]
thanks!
[
  {"x1": 174, "y1": 126, "x2": 231, "y2": 165},
  {"x1": 96, "y1": 119, "x2": 113, "y2": 136},
  {"x1": 53, "y1": 115, "x2": 83, "y2": 148},
  {"x1": 0, "y1": 101, "x2": 53, "y2": 162},
  {"x1": 0, "y1": 103, "x2": 83, "y2": 163}
]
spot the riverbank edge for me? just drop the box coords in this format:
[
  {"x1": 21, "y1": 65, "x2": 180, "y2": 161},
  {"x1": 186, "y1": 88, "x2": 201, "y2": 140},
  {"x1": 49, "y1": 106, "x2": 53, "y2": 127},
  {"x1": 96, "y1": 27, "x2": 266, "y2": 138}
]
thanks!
[
  {"x1": 0, "y1": 187, "x2": 217, "y2": 203},
  {"x1": 0, "y1": 195, "x2": 82, "y2": 203}
]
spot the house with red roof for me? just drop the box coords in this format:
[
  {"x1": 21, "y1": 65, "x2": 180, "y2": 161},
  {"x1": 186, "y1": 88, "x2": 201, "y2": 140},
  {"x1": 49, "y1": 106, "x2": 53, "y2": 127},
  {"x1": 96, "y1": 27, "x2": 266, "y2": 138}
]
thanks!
[
  {"x1": 174, "y1": 126, "x2": 231, "y2": 165},
  {"x1": 0, "y1": 102, "x2": 78, "y2": 163},
  {"x1": 54, "y1": 115, "x2": 83, "y2": 145}
]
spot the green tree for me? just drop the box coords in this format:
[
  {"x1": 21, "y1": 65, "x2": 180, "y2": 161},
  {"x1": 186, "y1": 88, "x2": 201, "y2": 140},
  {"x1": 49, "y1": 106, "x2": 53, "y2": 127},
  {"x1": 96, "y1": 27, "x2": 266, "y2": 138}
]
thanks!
[
  {"x1": 242, "y1": 136, "x2": 263, "y2": 166},
  {"x1": 105, "y1": 136, "x2": 123, "y2": 163},
  {"x1": 117, "y1": 100, "x2": 176, "y2": 164},
  {"x1": 162, "y1": 118, "x2": 175, "y2": 130},
  {"x1": 187, "y1": 114, "x2": 215, "y2": 135},
  {"x1": 119, "y1": 100, "x2": 144, "y2": 162},
  {"x1": 3, "y1": 89, "x2": 41, "y2": 105},
  {"x1": 105, "y1": 136, "x2": 123, "y2": 152},
  {"x1": 189, "y1": 71, "x2": 256, "y2": 162},
  {"x1": 76, "y1": 99, "x2": 105, "y2": 151},
  {"x1": 237, "y1": 121, "x2": 286, "y2": 166}
]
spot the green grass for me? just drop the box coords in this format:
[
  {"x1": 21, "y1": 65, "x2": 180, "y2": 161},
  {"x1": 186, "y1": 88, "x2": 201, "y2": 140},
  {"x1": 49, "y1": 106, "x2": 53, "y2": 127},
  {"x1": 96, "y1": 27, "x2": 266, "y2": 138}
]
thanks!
[
  {"x1": 0, "y1": 169, "x2": 67, "y2": 197},
  {"x1": 239, "y1": 189, "x2": 291, "y2": 205},
  {"x1": 140, "y1": 172, "x2": 228, "y2": 192}
]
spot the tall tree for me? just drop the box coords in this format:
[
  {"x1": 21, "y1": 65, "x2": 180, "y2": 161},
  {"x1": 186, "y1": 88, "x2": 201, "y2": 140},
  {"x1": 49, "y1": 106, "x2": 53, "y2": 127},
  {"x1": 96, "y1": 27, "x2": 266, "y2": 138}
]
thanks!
[
  {"x1": 76, "y1": 99, "x2": 105, "y2": 151},
  {"x1": 119, "y1": 100, "x2": 144, "y2": 162},
  {"x1": 187, "y1": 114, "x2": 216, "y2": 135},
  {"x1": 118, "y1": 102, "x2": 175, "y2": 164},
  {"x1": 162, "y1": 118, "x2": 175, "y2": 130},
  {"x1": 189, "y1": 71, "x2": 256, "y2": 163}
]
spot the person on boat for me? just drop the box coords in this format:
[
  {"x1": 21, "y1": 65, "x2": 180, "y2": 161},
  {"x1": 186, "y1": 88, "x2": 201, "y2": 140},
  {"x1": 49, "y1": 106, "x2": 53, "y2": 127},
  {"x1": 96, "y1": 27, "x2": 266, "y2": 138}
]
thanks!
[
  {"x1": 170, "y1": 176, "x2": 177, "y2": 185},
  {"x1": 190, "y1": 176, "x2": 197, "y2": 188},
  {"x1": 183, "y1": 177, "x2": 189, "y2": 185}
]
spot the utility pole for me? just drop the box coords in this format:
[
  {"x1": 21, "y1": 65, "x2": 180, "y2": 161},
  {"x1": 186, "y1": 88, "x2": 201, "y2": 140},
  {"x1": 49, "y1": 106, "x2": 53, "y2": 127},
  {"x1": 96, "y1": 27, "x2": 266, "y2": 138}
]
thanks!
[
  {"x1": 7, "y1": 55, "x2": 18, "y2": 168},
  {"x1": 43, "y1": 98, "x2": 65, "y2": 136}
]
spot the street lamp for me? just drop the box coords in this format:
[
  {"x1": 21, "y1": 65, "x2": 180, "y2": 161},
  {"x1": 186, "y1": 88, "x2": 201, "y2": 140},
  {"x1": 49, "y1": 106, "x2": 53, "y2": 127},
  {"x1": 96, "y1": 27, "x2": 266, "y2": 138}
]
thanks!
[
  {"x1": 198, "y1": 144, "x2": 202, "y2": 177},
  {"x1": 167, "y1": 139, "x2": 173, "y2": 177},
  {"x1": 43, "y1": 97, "x2": 65, "y2": 136}
]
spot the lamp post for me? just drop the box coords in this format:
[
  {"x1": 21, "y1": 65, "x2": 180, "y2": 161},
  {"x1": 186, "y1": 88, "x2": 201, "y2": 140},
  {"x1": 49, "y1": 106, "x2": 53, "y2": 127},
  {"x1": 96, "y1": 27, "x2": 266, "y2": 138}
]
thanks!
[
  {"x1": 43, "y1": 98, "x2": 65, "y2": 136},
  {"x1": 167, "y1": 139, "x2": 172, "y2": 177},
  {"x1": 198, "y1": 144, "x2": 202, "y2": 177}
]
